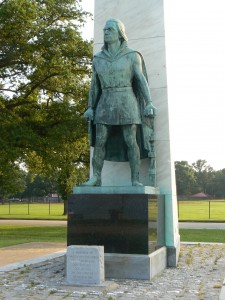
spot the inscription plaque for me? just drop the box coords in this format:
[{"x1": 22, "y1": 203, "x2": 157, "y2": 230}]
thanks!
[{"x1": 66, "y1": 245, "x2": 105, "y2": 285}]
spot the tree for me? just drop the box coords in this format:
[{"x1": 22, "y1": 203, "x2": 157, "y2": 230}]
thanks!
[
  {"x1": 175, "y1": 161, "x2": 197, "y2": 195},
  {"x1": 192, "y1": 159, "x2": 215, "y2": 194},
  {"x1": 0, "y1": 163, "x2": 26, "y2": 200},
  {"x1": 175, "y1": 160, "x2": 225, "y2": 197},
  {"x1": 211, "y1": 169, "x2": 225, "y2": 198},
  {"x1": 0, "y1": 0, "x2": 92, "y2": 210},
  {"x1": 15, "y1": 173, "x2": 58, "y2": 199},
  {"x1": 25, "y1": 135, "x2": 89, "y2": 213}
]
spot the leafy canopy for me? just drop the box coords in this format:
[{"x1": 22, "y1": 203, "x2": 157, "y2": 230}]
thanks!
[{"x1": 0, "y1": 0, "x2": 92, "y2": 199}]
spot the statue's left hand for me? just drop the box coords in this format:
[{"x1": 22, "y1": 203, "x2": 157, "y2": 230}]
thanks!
[
  {"x1": 84, "y1": 107, "x2": 94, "y2": 121},
  {"x1": 144, "y1": 103, "x2": 156, "y2": 117}
]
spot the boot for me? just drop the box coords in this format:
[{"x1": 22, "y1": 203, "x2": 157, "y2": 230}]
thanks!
[
  {"x1": 130, "y1": 152, "x2": 143, "y2": 186},
  {"x1": 132, "y1": 180, "x2": 143, "y2": 186},
  {"x1": 81, "y1": 174, "x2": 101, "y2": 186},
  {"x1": 81, "y1": 154, "x2": 103, "y2": 186},
  {"x1": 132, "y1": 173, "x2": 143, "y2": 186}
]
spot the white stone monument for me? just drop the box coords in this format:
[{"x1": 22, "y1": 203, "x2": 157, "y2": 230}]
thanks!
[
  {"x1": 66, "y1": 245, "x2": 105, "y2": 285},
  {"x1": 92, "y1": 0, "x2": 180, "y2": 266}
]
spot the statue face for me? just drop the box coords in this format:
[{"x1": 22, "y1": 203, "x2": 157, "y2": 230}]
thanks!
[{"x1": 103, "y1": 21, "x2": 120, "y2": 44}]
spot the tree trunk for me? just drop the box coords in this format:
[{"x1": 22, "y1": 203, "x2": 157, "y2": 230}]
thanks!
[{"x1": 63, "y1": 197, "x2": 68, "y2": 215}]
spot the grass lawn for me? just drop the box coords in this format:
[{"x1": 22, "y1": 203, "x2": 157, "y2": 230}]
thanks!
[
  {"x1": 178, "y1": 200, "x2": 225, "y2": 221},
  {"x1": 179, "y1": 229, "x2": 225, "y2": 243},
  {"x1": 1, "y1": 200, "x2": 225, "y2": 221},
  {"x1": 0, "y1": 200, "x2": 224, "y2": 248},
  {"x1": 0, "y1": 225, "x2": 224, "y2": 248},
  {"x1": 0, "y1": 225, "x2": 67, "y2": 248},
  {"x1": 0, "y1": 203, "x2": 66, "y2": 220}
]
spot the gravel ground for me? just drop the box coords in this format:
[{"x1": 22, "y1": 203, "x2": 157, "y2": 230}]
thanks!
[{"x1": 0, "y1": 243, "x2": 225, "y2": 300}]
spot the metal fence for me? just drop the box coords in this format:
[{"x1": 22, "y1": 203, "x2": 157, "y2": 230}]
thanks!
[
  {"x1": 177, "y1": 199, "x2": 225, "y2": 221},
  {"x1": 1, "y1": 198, "x2": 225, "y2": 220},
  {"x1": 0, "y1": 197, "x2": 64, "y2": 217}
]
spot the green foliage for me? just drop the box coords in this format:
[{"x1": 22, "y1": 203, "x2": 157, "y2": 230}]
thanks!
[
  {"x1": 212, "y1": 169, "x2": 225, "y2": 197},
  {"x1": 0, "y1": 164, "x2": 26, "y2": 199},
  {"x1": 175, "y1": 159, "x2": 225, "y2": 197},
  {"x1": 175, "y1": 161, "x2": 197, "y2": 195},
  {"x1": 192, "y1": 159, "x2": 215, "y2": 194},
  {"x1": 16, "y1": 174, "x2": 57, "y2": 198},
  {"x1": 0, "y1": 0, "x2": 93, "y2": 201}
]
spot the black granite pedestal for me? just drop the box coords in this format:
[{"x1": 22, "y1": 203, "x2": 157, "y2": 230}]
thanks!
[{"x1": 67, "y1": 187, "x2": 160, "y2": 255}]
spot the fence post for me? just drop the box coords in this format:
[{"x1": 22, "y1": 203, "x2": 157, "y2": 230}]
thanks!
[
  {"x1": 28, "y1": 198, "x2": 30, "y2": 215},
  {"x1": 209, "y1": 200, "x2": 210, "y2": 219}
]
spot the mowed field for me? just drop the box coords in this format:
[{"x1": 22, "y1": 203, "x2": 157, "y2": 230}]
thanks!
[
  {"x1": 0, "y1": 200, "x2": 225, "y2": 221},
  {"x1": 178, "y1": 200, "x2": 225, "y2": 221},
  {"x1": 0, "y1": 201, "x2": 225, "y2": 247},
  {"x1": 0, "y1": 203, "x2": 66, "y2": 220}
]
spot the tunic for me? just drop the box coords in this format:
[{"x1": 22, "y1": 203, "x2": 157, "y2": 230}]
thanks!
[
  {"x1": 88, "y1": 44, "x2": 151, "y2": 162},
  {"x1": 92, "y1": 49, "x2": 141, "y2": 125}
]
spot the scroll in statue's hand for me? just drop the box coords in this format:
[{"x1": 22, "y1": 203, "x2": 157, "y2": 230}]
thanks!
[
  {"x1": 84, "y1": 108, "x2": 94, "y2": 121},
  {"x1": 144, "y1": 103, "x2": 156, "y2": 117}
]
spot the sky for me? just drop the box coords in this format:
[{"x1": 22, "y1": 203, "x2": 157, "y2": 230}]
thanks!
[{"x1": 81, "y1": 0, "x2": 225, "y2": 170}]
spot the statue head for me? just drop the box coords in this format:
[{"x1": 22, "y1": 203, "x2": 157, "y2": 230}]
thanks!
[{"x1": 103, "y1": 19, "x2": 128, "y2": 49}]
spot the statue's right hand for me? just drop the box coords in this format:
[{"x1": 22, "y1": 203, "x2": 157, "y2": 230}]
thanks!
[{"x1": 84, "y1": 107, "x2": 94, "y2": 121}]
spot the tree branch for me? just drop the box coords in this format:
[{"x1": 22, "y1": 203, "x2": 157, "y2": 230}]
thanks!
[
  {"x1": 0, "y1": 88, "x2": 18, "y2": 93},
  {"x1": 23, "y1": 73, "x2": 60, "y2": 100}
]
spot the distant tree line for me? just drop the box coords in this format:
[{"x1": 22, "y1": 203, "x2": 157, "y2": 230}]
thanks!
[
  {"x1": 0, "y1": 171, "x2": 58, "y2": 201},
  {"x1": 2, "y1": 159, "x2": 225, "y2": 202},
  {"x1": 18, "y1": 174, "x2": 58, "y2": 200},
  {"x1": 175, "y1": 159, "x2": 225, "y2": 197}
]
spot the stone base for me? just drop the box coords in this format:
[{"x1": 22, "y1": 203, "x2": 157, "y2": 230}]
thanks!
[
  {"x1": 73, "y1": 186, "x2": 159, "y2": 195},
  {"x1": 167, "y1": 235, "x2": 181, "y2": 267},
  {"x1": 105, "y1": 247, "x2": 167, "y2": 280}
]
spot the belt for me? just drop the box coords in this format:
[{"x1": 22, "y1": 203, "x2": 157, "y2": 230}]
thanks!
[{"x1": 102, "y1": 87, "x2": 133, "y2": 92}]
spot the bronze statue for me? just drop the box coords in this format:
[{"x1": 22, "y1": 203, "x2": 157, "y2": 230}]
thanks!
[{"x1": 82, "y1": 19, "x2": 156, "y2": 186}]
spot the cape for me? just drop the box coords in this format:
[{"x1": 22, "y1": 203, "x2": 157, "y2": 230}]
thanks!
[{"x1": 88, "y1": 46, "x2": 153, "y2": 162}]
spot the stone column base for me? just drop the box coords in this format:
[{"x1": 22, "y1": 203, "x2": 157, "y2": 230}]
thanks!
[
  {"x1": 105, "y1": 246, "x2": 167, "y2": 280},
  {"x1": 167, "y1": 235, "x2": 181, "y2": 267}
]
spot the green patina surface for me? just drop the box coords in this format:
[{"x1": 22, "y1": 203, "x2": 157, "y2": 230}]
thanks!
[{"x1": 82, "y1": 19, "x2": 156, "y2": 187}]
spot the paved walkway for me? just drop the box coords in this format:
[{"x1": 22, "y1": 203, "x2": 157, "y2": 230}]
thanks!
[
  {"x1": 179, "y1": 222, "x2": 225, "y2": 229},
  {"x1": 1, "y1": 220, "x2": 225, "y2": 299},
  {"x1": 0, "y1": 220, "x2": 225, "y2": 300},
  {"x1": 0, "y1": 242, "x2": 66, "y2": 267},
  {"x1": 1, "y1": 219, "x2": 225, "y2": 229},
  {"x1": 0, "y1": 242, "x2": 225, "y2": 299},
  {"x1": 0, "y1": 219, "x2": 67, "y2": 226}
]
